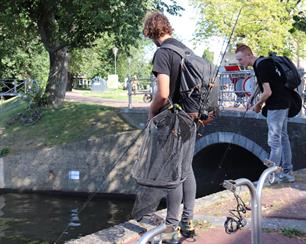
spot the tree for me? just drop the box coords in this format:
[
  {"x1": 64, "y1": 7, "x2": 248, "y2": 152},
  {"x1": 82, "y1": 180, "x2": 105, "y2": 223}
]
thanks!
[
  {"x1": 292, "y1": 10, "x2": 306, "y2": 33},
  {"x1": 0, "y1": 0, "x2": 182, "y2": 107},
  {"x1": 202, "y1": 48, "x2": 214, "y2": 63},
  {"x1": 116, "y1": 39, "x2": 155, "y2": 83},
  {"x1": 193, "y1": 0, "x2": 306, "y2": 57},
  {"x1": 68, "y1": 34, "x2": 115, "y2": 85},
  {"x1": 0, "y1": 9, "x2": 49, "y2": 83}
]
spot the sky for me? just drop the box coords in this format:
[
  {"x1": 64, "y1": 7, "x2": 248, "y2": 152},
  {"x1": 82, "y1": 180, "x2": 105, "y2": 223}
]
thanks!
[{"x1": 145, "y1": 0, "x2": 224, "y2": 64}]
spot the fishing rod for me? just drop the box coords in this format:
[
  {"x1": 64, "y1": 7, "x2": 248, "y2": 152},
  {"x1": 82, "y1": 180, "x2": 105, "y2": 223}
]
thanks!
[
  {"x1": 198, "y1": 6, "x2": 243, "y2": 122},
  {"x1": 199, "y1": 6, "x2": 260, "y2": 190},
  {"x1": 211, "y1": 7, "x2": 243, "y2": 86},
  {"x1": 56, "y1": 5, "x2": 246, "y2": 243}
]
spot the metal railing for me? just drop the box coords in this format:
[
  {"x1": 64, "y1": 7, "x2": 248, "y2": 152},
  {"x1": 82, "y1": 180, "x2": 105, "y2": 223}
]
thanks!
[
  {"x1": 127, "y1": 76, "x2": 156, "y2": 108},
  {"x1": 0, "y1": 79, "x2": 36, "y2": 98},
  {"x1": 218, "y1": 68, "x2": 306, "y2": 117},
  {"x1": 218, "y1": 69, "x2": 257, "y2": 109},
  {"x1": 137, "y1": 223, "x2": 167, "y2": 244}
]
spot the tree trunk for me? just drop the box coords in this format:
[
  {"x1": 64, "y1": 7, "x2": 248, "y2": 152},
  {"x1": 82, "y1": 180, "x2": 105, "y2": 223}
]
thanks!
[
  {"x1": 45, "y1": 47, "x2": 68, "y2": 107},
  {"x1": 66, "y1": 72, "x2": 74, "y2": 91}
]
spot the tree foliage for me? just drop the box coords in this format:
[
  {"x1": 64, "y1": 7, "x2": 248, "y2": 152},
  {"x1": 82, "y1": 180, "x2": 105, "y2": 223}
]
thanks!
[
  {"x1": 0, "y1": 0, "x2": 182, "y2": 106},
  {"x1": 69, "y1": 34, "x2": 115, "y2": 80},
  {"x1": 202, "y1": 48, "x2": 214, "y2": 63},
  {"x1": 193, "y1": 0, "x2": 306, "y2": 57},
  {"x1": 292, "y1": 10, "x2": 306, "y2": 33},
  {"x1": 0, "y1": 6, "x2": 49, "y2": 84}
]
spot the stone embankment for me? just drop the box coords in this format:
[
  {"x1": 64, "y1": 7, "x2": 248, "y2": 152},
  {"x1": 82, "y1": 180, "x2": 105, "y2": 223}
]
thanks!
[{"x1": 0, "y1": 130, "x2": 143, "y2": 194}]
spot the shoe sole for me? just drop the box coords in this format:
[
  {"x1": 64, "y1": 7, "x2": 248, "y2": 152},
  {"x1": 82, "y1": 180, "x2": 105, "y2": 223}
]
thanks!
[{"x1": 180, "y1": 230, "x2": 195, "y2": 238}]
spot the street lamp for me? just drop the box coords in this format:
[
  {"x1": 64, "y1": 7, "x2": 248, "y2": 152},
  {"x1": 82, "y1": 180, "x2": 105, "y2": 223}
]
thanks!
[{"x1": 112, "y1": 47, "x2": 119, "y2": 75}]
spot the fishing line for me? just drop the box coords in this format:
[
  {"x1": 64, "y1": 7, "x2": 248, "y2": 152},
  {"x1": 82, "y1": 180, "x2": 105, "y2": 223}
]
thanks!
[
  {"x1": 56, "y1": 6, "x2": 245, "y2": 242},
  {"x1": 198, "y1": 6, "x2": 263, "y2": 192},
  {"x1": 198, "y1": 6, "x2": 243, "y2": 118},
  {"x1": 211, "y1": 7, "x2": 243, "y2": 86},
  {"x1": 54, "y1": 127, "x2": 146, "y2": 243}
]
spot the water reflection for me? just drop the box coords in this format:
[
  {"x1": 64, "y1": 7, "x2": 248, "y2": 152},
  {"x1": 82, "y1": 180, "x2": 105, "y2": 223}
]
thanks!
[
  {"x1": 0, "y1": 195, "x2": 5, "y2": 217},
  {"x1": 68, "y1": 208, "x2": 81, "y2": 227},
  {"x1": 0, "y1": 193, "x2": 134, "y2": 243}
]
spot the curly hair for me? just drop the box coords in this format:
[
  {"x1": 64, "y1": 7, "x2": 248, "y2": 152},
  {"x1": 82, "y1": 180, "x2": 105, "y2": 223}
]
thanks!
[
  {"x1": 235, "y1": 43, "x2": 253, "y2": 55},
  {"x1": 143, "y1": 12, "x2": 173, "y2": 39}
]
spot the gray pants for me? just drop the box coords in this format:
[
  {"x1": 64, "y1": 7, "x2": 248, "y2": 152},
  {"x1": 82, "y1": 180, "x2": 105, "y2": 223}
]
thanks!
[
  {"x1": 267, "y1": 109, "x2": 293, "y2": 173},
  {"x1": 166, "y1": 169, "x2": 196, "y2": 227}
]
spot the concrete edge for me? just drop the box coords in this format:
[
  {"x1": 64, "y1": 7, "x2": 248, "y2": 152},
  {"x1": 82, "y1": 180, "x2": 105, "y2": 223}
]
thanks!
[{"x1": 65, "y1": 188, "x2": 245, "y2": 243}]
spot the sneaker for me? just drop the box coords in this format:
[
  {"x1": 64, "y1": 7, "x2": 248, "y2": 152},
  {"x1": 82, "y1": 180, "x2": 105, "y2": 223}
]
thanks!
[
  {"x1": 162, "y1": 226, "x2": 182, "y2": 244},
  {"x1": 278, "y1": 172, "x2": 295, "y2": 183},
  {"x1": 138, "y1": 213, "x2": 164, "y2": 227},
  {"x1": 179, "y1": 220, "x2": 196, "y2": 238}
]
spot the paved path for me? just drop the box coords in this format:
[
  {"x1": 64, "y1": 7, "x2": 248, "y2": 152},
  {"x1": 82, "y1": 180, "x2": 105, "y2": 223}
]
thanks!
[
  {"x1": 67, "y1": 169, "x2": 306, "y2": 244},
  {"x1": 65, "y1": 91, "x2": 149, "y2": 108},
  {"x1": 123, "y1": 169, "x2": 306, "y2": 243},
  {"x1": 65, "y1": 90, "x2": 306, "y2": 243}
]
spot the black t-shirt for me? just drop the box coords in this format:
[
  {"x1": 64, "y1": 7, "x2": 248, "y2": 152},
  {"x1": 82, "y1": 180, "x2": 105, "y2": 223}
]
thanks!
[
  {"x1": 253, "y1": 58, "x2": 290, "y2": 110},
  {"x1": 152, "y1": 38, "x2": 186, "y2": 103}
]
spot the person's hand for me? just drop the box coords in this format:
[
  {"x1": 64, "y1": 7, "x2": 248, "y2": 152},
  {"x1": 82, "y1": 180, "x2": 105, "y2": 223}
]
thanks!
[
  {"x1": 253, "y1": 102, "x2": 262, "y2": 113},
  {"x1": 198, "y1": 111, "x2": 215, "y2": 126}
]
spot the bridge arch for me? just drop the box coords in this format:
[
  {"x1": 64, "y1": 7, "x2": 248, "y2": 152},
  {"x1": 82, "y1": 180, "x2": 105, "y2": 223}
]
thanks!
[
  {"x1": 193, "y1": 132, "x2": 269, "y2": 197},
  {"x1": 195, "y1": 132, "x2": 268, "y2": 161}
]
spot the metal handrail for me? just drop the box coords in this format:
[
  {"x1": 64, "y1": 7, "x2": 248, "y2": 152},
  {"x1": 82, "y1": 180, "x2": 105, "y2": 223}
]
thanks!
[
  {"x1": 223, "y1": 164, "x2": 281, "y2": 244},
  {"x1": 0, "y1": 79, "x2": 30, "y2": 97},
  {"x1": 137, "y1": 223, "x2": 167, "y2": 244}
]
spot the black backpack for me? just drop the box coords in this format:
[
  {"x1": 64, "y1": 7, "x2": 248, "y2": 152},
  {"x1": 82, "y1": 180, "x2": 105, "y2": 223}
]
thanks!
[
  {"x1": 160, "y1": 43, "x2": 219, "y2": 120},
  {"x1": 255, "y1": 52, "x2": 301, "y2": 90}
]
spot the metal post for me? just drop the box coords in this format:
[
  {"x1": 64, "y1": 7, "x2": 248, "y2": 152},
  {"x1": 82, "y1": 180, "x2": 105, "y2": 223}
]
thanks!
[
  {"x1": 137, "y1": 223, "x2": 167, "y2": 244},
  {"x1": 127, "y1": 57, "x2": 132, "y2": 109},
  {"x1": 13, "y1": 79, "x2": 17, "y2": 93},
  {"x1": 256, "y1": 164, "x2": 281, "y2": 244},
  {"x1": 150, "y1": 75, "x2": 156, "y2": 95},
  {"x1": 233, "y1": 178, "x2": 259, "y2": 244},
  {"x1": 223, "y1": 163, "x2": 280, "y2": 244},
  {"x1": 297, "y1": 69, "x2": 305, "y2": 117},
  {"x1": 113, "y1": 47, "x2": 118, "y2": 75},
  {"x1": 128, "y1": 77, "x2": 132, "y2": 109}
]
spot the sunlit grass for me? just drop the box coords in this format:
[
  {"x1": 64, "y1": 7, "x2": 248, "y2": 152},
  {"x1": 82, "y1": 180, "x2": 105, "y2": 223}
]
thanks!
[
  {"x1": 0, "y1": 100, "x2": 134, "y2": 154},
  {"x1": 72, "y1": 88, "x2": 147, "y2": 102}
]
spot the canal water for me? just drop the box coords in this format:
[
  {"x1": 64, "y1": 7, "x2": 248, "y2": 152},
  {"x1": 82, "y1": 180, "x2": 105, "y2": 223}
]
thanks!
[
  {"x1": 0, "y1": 192, "x2": 134, "y2": 243},
  {"x1": 0, "y1": 144, "x2": 265, "y2": 243}
]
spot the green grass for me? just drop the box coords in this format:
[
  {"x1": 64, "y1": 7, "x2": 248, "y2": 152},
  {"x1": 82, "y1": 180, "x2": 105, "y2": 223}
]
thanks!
[
  {"x1": 0, "y1": 97, "x2": 27, "y2": 125},
  {"x1": 280, "y1": 228, "x2": 306, "y2": 239},
  {"x1": 73, "y1": 88, "x2": 146, "y2": 102},
  {"x1": 0, "y1": 98, "x2": 134, "y2": 154}
]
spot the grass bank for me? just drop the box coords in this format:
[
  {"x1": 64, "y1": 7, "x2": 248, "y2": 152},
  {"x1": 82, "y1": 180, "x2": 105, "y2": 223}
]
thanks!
[{"x1": 0, "y1": 98, "x2": 134, "y2": 155}]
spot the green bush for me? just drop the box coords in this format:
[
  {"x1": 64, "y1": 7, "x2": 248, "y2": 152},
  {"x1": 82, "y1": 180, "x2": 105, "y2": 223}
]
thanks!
[{"x1": 0, "y1": 147, "x2": 10, "y2": 157}]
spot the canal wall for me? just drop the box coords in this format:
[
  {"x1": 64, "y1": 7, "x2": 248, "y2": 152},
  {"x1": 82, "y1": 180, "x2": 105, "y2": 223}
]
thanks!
[
  {"x1": 1, "y1": 108, "x2": 305, "y2": 194},
  {"x1": 0, "y1": 131, "x2": 142, "y2": 194}
]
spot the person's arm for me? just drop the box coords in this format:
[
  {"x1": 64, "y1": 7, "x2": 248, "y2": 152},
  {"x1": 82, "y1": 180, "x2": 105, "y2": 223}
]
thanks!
[
  {"x1": 148, "y1": 73, "x2": 170, "y2": 119},
  {"x1": 253, "y1": 82, "x2": 272, "y2": 113}
]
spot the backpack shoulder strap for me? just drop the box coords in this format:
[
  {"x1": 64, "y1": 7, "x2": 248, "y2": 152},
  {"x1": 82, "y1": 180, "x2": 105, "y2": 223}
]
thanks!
[
  {"x1": 254, "y1": 56, "x2": 267, "y2": 69},
  {"x1": 160, "y1": 43, "x2": 192, "y2": 58}
]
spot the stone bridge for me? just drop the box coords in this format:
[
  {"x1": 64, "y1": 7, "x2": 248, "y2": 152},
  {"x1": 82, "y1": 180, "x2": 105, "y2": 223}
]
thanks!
[
  {"x1": 1, "y1": 107, "x2": 305, "y2": 197},
  {"x1": 121, "y1": 108, "x2": 306, "y2": 197}
]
